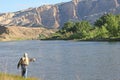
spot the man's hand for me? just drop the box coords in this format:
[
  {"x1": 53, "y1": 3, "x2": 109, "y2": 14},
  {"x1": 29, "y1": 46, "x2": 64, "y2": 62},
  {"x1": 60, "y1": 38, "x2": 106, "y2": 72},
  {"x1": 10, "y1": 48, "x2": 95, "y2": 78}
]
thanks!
[{"x1": 33, "y1": 58, "x2": 36, "y2": 62}]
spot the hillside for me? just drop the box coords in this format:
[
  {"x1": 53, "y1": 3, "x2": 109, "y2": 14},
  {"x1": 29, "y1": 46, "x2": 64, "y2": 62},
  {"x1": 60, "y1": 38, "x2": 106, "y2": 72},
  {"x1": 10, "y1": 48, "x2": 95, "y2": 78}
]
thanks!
[
  {"x1": 0, "y1": 25, "x2": 55, "y2": 41},
  {"x1": 0, "y1": 0, "x2": 120, "y2": 28}
]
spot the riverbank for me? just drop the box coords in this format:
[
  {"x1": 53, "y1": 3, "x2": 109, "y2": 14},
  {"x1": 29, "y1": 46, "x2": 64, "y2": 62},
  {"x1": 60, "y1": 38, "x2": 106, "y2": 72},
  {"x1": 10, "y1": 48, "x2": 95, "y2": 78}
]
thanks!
[
  {"x1": 0, "y1": 73, "x2": 38, "y2": 80},
  {"x1": 77, "y1": 38, "x2": 120, "y2": 42},
  {"x1": 42, "y1": 37, "x2": 120, "y2": 42}
]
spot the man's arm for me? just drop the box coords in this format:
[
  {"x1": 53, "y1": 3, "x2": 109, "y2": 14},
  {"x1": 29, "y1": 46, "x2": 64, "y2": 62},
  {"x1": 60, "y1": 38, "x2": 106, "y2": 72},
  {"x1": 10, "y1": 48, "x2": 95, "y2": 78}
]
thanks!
[
  {"x1": 29, "y1": 58, "x2": 36, "y2": 62},
  {"x1": 17, "y1": 58, "x2": 22, "y2": 69}
]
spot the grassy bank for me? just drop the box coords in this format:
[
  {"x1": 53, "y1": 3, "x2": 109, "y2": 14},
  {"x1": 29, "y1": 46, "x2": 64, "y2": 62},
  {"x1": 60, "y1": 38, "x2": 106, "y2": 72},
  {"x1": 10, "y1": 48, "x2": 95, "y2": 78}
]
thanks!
[{"x1": 0, "y1": 73, "x2": 38, "y2": 80}]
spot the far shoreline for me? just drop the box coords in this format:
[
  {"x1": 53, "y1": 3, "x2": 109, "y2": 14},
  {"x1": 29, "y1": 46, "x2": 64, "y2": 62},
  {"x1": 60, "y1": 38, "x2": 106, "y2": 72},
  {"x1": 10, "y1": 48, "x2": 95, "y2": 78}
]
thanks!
[
  {"x1": 40, "y1": 38, "x2": 120, "y2": 42},
  {"x1": 0, "y1": 37, "x2": 119, "y2": 42}
]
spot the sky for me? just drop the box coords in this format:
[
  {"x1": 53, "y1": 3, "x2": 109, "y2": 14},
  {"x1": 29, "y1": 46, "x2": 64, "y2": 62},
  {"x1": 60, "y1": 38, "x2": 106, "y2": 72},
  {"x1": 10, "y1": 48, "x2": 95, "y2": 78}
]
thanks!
[{"x1": 0, "y1": 0, "x2": 71, "y2": 13}]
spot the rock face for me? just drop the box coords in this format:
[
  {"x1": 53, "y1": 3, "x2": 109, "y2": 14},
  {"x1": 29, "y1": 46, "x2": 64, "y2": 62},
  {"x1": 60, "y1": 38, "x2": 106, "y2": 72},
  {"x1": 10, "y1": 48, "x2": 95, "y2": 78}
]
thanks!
[{"x1": 0, "y1": 0, "x2": 120, "y2": 28}]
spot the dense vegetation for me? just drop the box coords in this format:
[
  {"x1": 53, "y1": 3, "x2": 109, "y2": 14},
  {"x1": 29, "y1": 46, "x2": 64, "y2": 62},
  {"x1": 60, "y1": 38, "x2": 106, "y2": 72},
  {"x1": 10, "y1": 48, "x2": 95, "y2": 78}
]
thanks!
[{"x1": 48, "y1": 13, "x2": 120, "y2": 41}]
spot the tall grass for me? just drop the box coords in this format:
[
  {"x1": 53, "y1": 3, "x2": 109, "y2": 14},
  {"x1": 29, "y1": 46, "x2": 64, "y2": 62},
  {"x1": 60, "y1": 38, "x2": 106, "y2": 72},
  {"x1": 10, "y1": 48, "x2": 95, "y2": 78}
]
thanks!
[{"x1": 0, "y1": 73, "x2": 38, "y2": 80}]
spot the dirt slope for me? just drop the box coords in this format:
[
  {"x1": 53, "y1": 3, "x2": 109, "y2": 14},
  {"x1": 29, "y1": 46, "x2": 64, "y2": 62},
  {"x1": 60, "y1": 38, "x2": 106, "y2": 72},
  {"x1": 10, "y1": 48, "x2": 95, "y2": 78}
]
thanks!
[{"x1": 0, "y1": 26, "x2": 55, "y2": 41}]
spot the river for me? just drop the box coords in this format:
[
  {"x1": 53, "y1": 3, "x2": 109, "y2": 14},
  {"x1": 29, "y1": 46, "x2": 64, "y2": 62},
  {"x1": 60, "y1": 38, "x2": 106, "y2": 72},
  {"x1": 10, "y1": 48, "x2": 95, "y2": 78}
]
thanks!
[{"x1": 0, "y1": 40, "x2": 120, "y2": 80}]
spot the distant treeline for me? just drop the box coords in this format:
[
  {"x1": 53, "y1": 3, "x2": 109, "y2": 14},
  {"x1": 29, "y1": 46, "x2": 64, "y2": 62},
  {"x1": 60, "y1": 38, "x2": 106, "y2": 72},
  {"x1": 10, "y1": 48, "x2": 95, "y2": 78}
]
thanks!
[{"x1": 44, "y1": 13, "x2": 120, "y2": 41}]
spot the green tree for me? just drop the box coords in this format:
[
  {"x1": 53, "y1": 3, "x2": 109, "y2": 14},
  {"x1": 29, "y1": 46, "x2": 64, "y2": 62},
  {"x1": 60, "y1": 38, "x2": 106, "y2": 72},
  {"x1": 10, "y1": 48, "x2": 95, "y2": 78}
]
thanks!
[
  {"x1": 94, "y1": 26, "x2": 109, "y2": 39},
  {"x1": 73, "y1": 21, "x2": 92, "y2": 38},
  {"x1": 94, "y1": 13, "x2": 119, "y2": 37},
  {"x1": 62, "y1": 21, "x2": 75, "y2": 33}
]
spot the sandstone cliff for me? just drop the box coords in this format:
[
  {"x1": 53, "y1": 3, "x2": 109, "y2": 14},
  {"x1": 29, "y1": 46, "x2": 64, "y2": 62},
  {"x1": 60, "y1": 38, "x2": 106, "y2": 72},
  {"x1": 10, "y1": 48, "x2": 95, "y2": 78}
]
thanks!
[{"x1": 0, "y1": 0, "x2": 120, "y2": 28}]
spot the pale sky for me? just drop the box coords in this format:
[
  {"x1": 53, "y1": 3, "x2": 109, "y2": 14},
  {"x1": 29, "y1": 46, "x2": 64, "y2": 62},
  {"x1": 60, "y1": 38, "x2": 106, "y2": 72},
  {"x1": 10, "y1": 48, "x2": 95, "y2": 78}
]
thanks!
[{"x1": 0, "y1": 0, "x2": 71, "y2": 13}]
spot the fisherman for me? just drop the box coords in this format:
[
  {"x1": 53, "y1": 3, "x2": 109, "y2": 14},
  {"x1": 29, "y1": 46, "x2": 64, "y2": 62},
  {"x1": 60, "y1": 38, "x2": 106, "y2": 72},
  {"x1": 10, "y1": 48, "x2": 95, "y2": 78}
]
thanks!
[{"x1": 17, "y1": 53, "x2": 36, "y2": 78}]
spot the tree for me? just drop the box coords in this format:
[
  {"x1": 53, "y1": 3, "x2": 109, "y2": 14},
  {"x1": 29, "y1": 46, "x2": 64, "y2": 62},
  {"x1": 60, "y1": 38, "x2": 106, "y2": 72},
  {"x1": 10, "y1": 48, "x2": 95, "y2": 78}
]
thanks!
[
  {"x1": 94, "y1": 13, "x2": 119, "y2": 37},
  {"x1": 73, "y1": 21, "x2": 92, "y2": 38},
  {"x1": 62, "y1": 21, "x2": 75, "y2": 33}
]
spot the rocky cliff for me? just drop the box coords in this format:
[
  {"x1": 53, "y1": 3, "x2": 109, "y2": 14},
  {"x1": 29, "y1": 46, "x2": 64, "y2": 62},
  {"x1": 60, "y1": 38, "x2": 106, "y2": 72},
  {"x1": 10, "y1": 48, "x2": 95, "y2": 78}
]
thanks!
[{"x1": 0, "y1": 0, "x2": 120, "y2": 28}]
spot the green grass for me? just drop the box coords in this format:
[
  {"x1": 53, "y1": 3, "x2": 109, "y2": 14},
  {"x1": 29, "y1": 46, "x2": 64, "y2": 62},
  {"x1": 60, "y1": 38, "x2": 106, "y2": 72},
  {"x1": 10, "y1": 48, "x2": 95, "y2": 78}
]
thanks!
[{"x1": 0, "y1": 73, "x2": 38, "y2": 80}]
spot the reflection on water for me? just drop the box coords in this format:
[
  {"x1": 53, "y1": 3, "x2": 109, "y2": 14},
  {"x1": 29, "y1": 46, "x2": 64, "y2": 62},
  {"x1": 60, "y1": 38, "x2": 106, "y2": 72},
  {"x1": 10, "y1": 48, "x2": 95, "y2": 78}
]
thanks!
[{"x1": 0, "y1": 40, "x2": 120, "y2": 80}]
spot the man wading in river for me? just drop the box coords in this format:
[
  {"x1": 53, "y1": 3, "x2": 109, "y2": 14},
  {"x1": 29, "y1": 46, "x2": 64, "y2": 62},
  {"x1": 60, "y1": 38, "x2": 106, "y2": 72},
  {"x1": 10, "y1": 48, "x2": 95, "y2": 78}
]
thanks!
[{"x1": 17, "y1": 53, "x2": 36, "y2": 78}]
